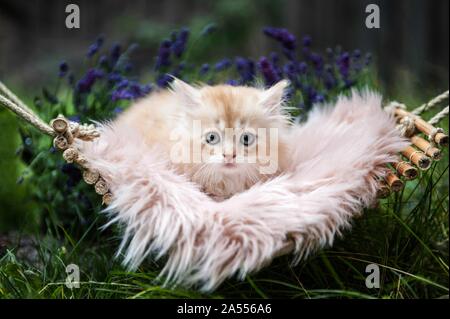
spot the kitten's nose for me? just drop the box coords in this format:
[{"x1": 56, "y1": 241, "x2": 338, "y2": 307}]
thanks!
[{"x1": 223, "y1": 152, "x2": 236, "y2": 162}]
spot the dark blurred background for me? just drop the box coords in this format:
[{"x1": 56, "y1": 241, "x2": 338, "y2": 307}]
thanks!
[{"x1": 0, "y1": 0, "x2": 448, "y2": 97}]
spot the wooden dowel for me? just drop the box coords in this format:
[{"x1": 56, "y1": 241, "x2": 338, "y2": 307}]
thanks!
[
  {"x1": 392, "y1": 161, "x2": 418, "y2": 180},
  {"x1": 377, "y1": 180, "x2": 391, "y2": 198},
  {"x1": 62, "y1": 147, "x2": 78, "y2": 163},
  {"x1": 102, "y1": 192, "x2": 113, "y2": 206},
  {"x1": 83, "y1": 169, "x2": 100, "y2": 185},
  {"x1": 94, "y1": 178, "x2": 109, "y2": 195},
  {"x1": 401, "y1": 146, "x2": 431, "y2": 170},
  {"x1": 50, "y1": 115, "x2": 69, "y2": 133},
  {"x1": 53, "y1": 135, "x2": 68, "y2": 150},
  {"x1": 410, "y1": 135, "x2": 442, "y2": 160},
  {"x1": 385, "y1": 172, "x2": 404, "y2": 192},
  {"x1": 394, "y1": 108, "x2": 448, "y2": 147},
  {"x1": 74, "y1": 154, "x2": 87, "y2": 166}
]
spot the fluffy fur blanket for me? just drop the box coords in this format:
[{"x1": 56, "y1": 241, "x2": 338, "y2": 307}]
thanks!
[{"x1": 77, "y1": 90, "x2": 407, "y2": 291}]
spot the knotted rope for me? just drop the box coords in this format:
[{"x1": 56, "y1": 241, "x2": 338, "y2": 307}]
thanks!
[
  {"x1": 411, "y1": 90, "x2": 449, "y2": 116},
  {"x1": 0, "y1": 83, "x2": 55, "y2": 136},
  {"x1": 384, "y1": 101, "x2": 416, "y2": 137},
  {"x1": 0, "y1": 80, "x2": 110, "y2": 204},
  {"x1": 428, "y1": 106, "x2": 449, "y2": 126},
  {"x1": 385, "y1": 92, "x2": 449, "y2": 146},
  {"x1": 0, "y1": 81, "x2": 100, "y2": 141}
]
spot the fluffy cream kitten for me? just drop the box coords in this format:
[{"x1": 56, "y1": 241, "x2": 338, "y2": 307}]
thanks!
[{"x1": 115, "y1": 78, "x2": 291, "y2": 199}]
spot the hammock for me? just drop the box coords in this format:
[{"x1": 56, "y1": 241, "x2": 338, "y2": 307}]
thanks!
[{"x1": 0, "y1": 81, "x2": 448, "y2": 290}]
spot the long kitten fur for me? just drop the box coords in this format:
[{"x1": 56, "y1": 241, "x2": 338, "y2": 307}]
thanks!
[{"x1": 115, "y1": 78, "x2": 292, "y2": 199}]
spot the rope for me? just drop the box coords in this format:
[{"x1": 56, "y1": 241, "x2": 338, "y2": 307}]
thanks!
[
  {"x1": 0, "y1": 81, "x2": 55, "y2": 136},
  {"x1": 428, "y1": 106, "x2": 449, "y2": 126},
  {"x1": 384, "y1": 101, "x2": 416, "y2": 137},
  {"x1": 385, "y1": 94, "x2": 449, "y2": 141},
  {"x1": 0, "y1": 81, "x2": 37, "y2": 117},
  {"x1": 0, "y1": 94, "x2": 55, "y2": 136},
  {"x1": 411, "y1": 90, "x2": 449, "y2": 115},
  {"x1": 0, "y1": 81, "x2": 100, "y2": 140},
  {"x1": 384, "y1": 100, "x2": 407, "y2": 113}
]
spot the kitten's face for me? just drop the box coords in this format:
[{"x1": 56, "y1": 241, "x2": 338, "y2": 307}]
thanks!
[{"x1": 170, "y1": 79, "x2": 290, "y2": 197}]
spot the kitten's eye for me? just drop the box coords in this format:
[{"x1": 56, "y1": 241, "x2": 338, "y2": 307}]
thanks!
[
  {"x1": 240, "y1": 132, "x2": 255, "y2": 146},
  {"x1": 205, "y1": 131, "x2": 221, "y2": 145}
]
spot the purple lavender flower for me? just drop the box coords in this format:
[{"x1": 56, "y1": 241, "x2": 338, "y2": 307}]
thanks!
[
  {"x1": 155, "y1": 39, "x2": 172, "y2": 70},
  {"x1": 313, "y1": 94, "x2": 325, "y2": 103},
  {"x1": 324, "y1": 70, "x2": 337, "y2": 90},
  {"x1": 306, "y1": 86, "x2": 317, "y2": 102},
  {"x1": 284, "y1": 85, "x2": 295, "y2": 100},
  {"x1": 337, "y1": 52, "x2": 350, "y2": 78},
  {"x1": 263, "y1": 27, "x2": 297, "y2": 59},
  {"x1": 270, "y1": 52, "x2": 280, "y2": 64},
  {"x1": 114, "y1": 107, "x2": 123, "y2": 114},
  {"x1": 283, "y1": 61, "x2": 300, "y2": 87},
  {"x1": 298, "y1": 61, "x2": 307, "y2": 74},
  {"x1": 172, "y1": 27, "x2": 190, "y2": 58},
  {"x1": 68, "y1": 115, "x2": 80, "y2": 123},
  {"x1": 128, "y1": 81, "x2": 152, "y2": 97},
  {"x1": 116, "y1": 79, "x2": 129, "y2": 90},
  {"x1": 87, "y1": 44, "x2": 99, "y2": 58},
  {"x1": 111, "y1": 80, "x2": 152, "y2": 102},
  {"x1": 302, "y1": 47, "x2": 312, "y2": 60},
  {"x1": 258, "y1": 56, "x2": 280, "y2": 86},
  {"x1": 269, "y1": 52, "x2": 284, "y2": 78},
  {"x1": 110, "y1": 43, "x2": 122, "y2": 66},
  {"x1": 309, "y1": 52, "x2": 323, "y2": 71},
  {"x1": 302, "y1": 35, "x2": 312, "y2": 47},
  {"x1": 199, "y1": 63, "x2": 210, "y2": 76},
  {"x1": 263, "y1": 27, "x2": 296, "y2": 50},
  {"x1": 124, "y1": 62, "x2": 133, "y2": 73},
  {"x1": 141, "y1": 84, "x2": 152, "y2": 94},
  {"x1": 111, "y1": 80, "x2": 152, "y2": 101},
  {"x1": 171, "y1": 62, "x2": 186, "y2": 78},
  {"x1": 344, "y1": 78, "x2": 356, "y2": 88},
  {"x1": 111, "y1": 89, "x2": 134, "y2": 101},
  {"x1": 87, "y1": 35, "x2": 104, "y2": 58},
  {"x1": 107, "y1": 72, "x2": 122, "y2": 84},
  {"x1": 76, "y1": 68, "x2": 104, "y2": 94},
  {"x1": 59, "y1": 61, "x2": 69, "y2": 77},
  {"x1": 214, "y1": 58, "x2": 232, "y2": 72},
  {"x1": 283, "y1": 62, "x2": 296, "y2": 77},
  {"x1": 98, "y1": 55, "x2": 109, "y2": 68},
  {"x1": 235, "y1": 57, "x2": 255, "y2": 83},
  {"x1": 226, "y1": 79, "x2": 239, "y2": 86},
  {"x1": 156, "y1": 73, "x2": 174, "y2": 88},
  {"x1": 352, "y1": 49, "x2": 361, "y2": 59}
]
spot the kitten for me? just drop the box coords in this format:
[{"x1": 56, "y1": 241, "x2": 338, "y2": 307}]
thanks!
[{"x1": 115, "y1": 78, "x2": 291, "y2": 199}]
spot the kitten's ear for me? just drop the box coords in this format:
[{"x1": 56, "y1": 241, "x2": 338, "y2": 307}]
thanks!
[
  {"x1": 260, "y1": 80, "x2": 289, "y2": 114},
  {"x1": 170, "y1": 77, "x2": 200, "y2": 107}
]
